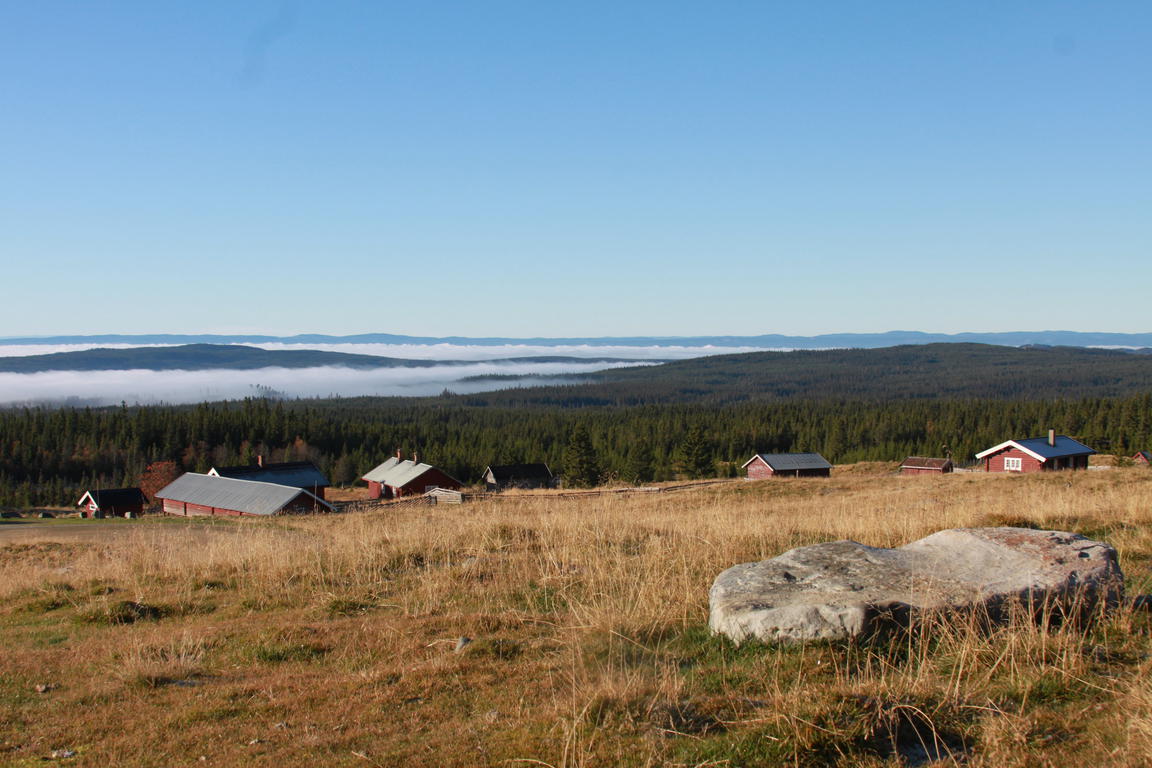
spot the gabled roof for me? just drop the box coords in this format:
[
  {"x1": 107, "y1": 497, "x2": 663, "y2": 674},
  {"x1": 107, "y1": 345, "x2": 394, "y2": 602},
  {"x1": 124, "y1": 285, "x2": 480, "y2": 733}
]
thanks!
[
  {"x1": 77, "y1": 487, "x2": 147, "y2": 509},
  {"x1": 364, "y1": 458, "x2": 458, "y2": 489},
  {"x1": 362, "y1": 457, "x2": 400, "y2": 483},
  {"x1": 209, "y1": 461, "x2": 329, "y2": 489},
  {"x1": 741, "y1": 453, "x2": 833, "y2": 471},
  {"x1": 155, "y1": 473, "x2": 332, "y2": 516},
  {"x1": 975, "y1": 435, "x2": 1095, "y2": 461},
  {"x1": 900, "y1": 457, "x2": 954, "y2": 470},
  {"x1": 1135, "y1": 450, "x2": 1152, "y2": 462},
  {"x1": 484, "y1": 463, "x2": 554, "y2": 482}
]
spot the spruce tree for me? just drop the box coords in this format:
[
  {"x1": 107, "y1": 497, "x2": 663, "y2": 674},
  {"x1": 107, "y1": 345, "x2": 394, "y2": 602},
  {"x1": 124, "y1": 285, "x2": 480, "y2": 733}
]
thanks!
[{"x1": 562, "y1": 425, "x2": 600, "y2": 488}]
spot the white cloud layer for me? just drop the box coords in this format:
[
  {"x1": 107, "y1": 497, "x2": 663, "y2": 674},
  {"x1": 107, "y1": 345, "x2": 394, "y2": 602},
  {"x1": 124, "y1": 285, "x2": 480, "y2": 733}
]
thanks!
[{"x1": 0, "y1": 361, "x2": 655, "y2": 406}]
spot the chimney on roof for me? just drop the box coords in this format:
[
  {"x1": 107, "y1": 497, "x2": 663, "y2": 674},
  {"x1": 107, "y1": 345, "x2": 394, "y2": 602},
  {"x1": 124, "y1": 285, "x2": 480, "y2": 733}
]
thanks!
[
  {"x1": 256, "y1": 455, "x2": 264, "y2": 468},
  {"x1": 1048, "y1": 429, "x2": 1056, "y2": 447},
  {"x1": 395, "y1": 448, "x2": 402, "y2": 460},
  {"x1": 413, "y1": 452, "x2": 420, "y2": 464}
]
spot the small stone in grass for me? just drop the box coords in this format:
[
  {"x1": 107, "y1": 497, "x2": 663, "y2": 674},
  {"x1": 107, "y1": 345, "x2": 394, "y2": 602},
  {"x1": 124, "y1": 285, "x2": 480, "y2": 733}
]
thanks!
[
  {"x1": 454, "y1": 636, "x2": 472, "y2": 652},
  {"x1": 50, "y1": 749, "x2": 76, "y2": 759}
]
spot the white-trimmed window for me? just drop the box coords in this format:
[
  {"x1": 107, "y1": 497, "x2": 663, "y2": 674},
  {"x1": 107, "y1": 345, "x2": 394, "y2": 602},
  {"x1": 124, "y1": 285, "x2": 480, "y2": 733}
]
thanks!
[{"x1": 1004, "y1": 457, "x2": 1023, "y2": 472}]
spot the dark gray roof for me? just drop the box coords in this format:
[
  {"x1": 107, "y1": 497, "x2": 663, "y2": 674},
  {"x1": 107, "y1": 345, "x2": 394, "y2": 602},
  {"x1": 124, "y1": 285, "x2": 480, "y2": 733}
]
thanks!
[
  {"x1": 745, "y1": 453, "x2": 832, "y2": 471},
  {"x1": 210, "y1": 461, "x2": 329, "y2": 489},
  {"x1": 485, "y1": 463, "x2": 554, "y2": 482},
  {"x1": 1136, "y1": 450, "x2": 1152, "y2": 462},
  {"x1": 78, "y1": 488, "x2": 147, "y2": 508},
  {"x1": 155, "y1": 473, "x2": 331, "y2": 516},
  {"x1": 900, "y1": 457, "x2": 953, "y2": 470}
]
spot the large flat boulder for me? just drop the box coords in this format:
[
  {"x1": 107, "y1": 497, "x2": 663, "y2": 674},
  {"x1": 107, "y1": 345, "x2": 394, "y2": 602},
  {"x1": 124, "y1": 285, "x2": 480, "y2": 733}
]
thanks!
[{"x1": 709, "y1": 527, "x2": 1122, "y2": 644}]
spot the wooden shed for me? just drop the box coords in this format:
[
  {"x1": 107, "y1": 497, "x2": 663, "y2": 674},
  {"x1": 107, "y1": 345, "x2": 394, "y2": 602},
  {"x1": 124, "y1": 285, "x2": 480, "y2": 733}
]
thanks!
[
  {"x1": 362, "y1": 454, "x2": 461, "y2": 499},
  {"x1": 481, "y1": 463, "x2": 555, "y2": 491},
  {"x1": 975, "y1": 431, "x2": 1094, "y2": 473},
  {"x1": 76, "y1": 488, "x2": 148, "y2": 518},
  {"x1": 742, "y1": 453, "x2": 832, "y2": 479},
  {"x1": 899, "y1": 457, "x2": 954, "y2": 475},
  {"x1": 208, "y1": 457, "x2": 330, "y2": 499},
  {"x1": 1134, "y1": 451, "x2": 1152, "y2": 465},
  {"x1": 155, "y1": 473, "x2": 333, "y2": 517}
]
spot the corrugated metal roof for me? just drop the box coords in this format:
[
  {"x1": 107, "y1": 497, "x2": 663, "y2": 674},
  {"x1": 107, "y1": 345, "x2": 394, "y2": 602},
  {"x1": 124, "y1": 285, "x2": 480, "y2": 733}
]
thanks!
[
  {"x1": 362, "y1": 457, "x2": 400, "y2": 483},
  {"x1": 211, "y1": 461, "x2": 329, "y2": 488},
  {"x1": 976, "y1": 435, "x2": 1095, "y2": 460},
  {"x1": 1014, "y1": 435, "x2": 1095, "y2": 459},
  {"x1": 749, "y1": 453, "x2": 832, "y2": 471},
  {"x1": 385, "y1": 460, "x2": 437, "y2": 488},
  {"x1": 155, "y1": 473, "x2": 329, "y2": 516}
]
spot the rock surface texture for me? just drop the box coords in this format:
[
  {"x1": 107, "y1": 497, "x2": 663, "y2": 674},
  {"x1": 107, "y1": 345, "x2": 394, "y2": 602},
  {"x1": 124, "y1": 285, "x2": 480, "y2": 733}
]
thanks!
[{"x1": 709, "y1": 527, "x2": 1122, "y2": 644}]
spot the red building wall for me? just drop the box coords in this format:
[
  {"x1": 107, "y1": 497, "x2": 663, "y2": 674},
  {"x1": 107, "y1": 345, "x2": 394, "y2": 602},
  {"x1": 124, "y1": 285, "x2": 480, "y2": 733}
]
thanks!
[
  {"x1": 746, "y1": 457, "x2": 775, "y2": 479},
  {"x1": 984, "y1": 448, "x2": 1044, "y2": 473},
  {"x1": 390, "y1": 468, "x2": 461, "y2": 497}
]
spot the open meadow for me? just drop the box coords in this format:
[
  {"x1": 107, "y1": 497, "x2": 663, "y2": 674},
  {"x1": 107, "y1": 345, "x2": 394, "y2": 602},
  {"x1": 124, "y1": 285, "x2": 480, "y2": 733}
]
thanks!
[{"x1": 4, "y1": 469, "x2": 1152, "y2": 767}]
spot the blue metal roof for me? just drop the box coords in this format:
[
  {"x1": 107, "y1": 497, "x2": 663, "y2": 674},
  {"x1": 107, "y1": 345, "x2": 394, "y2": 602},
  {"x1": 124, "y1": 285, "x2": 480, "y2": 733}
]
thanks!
[{"x1": 1014, "y1": 435, "x2": 1095, "y2": 459}]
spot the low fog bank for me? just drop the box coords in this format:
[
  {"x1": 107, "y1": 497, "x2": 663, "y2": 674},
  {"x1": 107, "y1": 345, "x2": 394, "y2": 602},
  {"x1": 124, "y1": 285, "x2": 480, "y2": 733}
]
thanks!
[
  {"x1": 0, "y1": 342, "x2": 776, "y2": 361},
  {"x1": 0, "y1": 361, "x2": 653, "y2": 407}
]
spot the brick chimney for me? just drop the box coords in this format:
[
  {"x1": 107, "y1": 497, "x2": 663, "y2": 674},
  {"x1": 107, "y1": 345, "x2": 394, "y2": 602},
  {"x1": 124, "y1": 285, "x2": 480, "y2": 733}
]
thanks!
[
  {"x1": 256, "y1": 455, "x2": 264, "y2": 468},
  {"x1": 413, "y1": 452, "x2": 420, "y2": 464},
  {"x1": 395, "y1": 448, "x2": 402, "y2": 460},
  {"x1": 1048, "y1": 429, "x2": 1056, "y2": 447}
]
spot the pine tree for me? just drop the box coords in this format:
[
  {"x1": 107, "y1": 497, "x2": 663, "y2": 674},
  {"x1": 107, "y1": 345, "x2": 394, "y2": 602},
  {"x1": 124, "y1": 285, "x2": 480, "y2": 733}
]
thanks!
[{"x1": 562, "y1": 425, "x2": 600, "y2": 488}]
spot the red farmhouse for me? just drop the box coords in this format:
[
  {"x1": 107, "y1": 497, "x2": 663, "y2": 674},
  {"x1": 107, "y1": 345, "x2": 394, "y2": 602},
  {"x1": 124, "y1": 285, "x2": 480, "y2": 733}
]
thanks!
[
  {"x1": 362, "y1": 453, "x2": 461, "y2": 499},
  {"x1": 742, "y1": 453, "x2": 832, "y2": 479},
  {"x1": 76, "y1": 488, "x2": 148, "y2": 518},
  {"x1": 975, "y1": 431, "x2": 1094, "y2": 473}
]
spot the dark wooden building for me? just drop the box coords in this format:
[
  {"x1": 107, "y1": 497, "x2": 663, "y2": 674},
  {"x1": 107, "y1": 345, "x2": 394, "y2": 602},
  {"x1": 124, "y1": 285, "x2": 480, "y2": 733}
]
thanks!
[
  {"x1": 208, "y1": 457, "x2": 330, "y2": 499},
  {"x1": 362, "y1": 454, "x2": 461, "y2": 499},
  {"x1": 742, "y1": 453, "x2": 832, "y2": 479},
  {"x1": 76, "y1": 488, "x2": 148, "y2": 518},
  {"x1": 481, "y1": 463, "x2": 555, "y2": 491},
  {"x1": 975, "y1": 431, "x2": 1094, "y2": 473},
  {"x1": 899, "y1": 457, "x2": 954, "y2": 475},
  {"x1": 155, "y1": 473, "x2": 333, "y2": 517}
]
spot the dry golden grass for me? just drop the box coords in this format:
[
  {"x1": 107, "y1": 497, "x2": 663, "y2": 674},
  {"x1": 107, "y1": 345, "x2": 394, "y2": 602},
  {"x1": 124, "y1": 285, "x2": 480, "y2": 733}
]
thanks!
[{"x1": 3, "y1": 468, "x2": 1152, "y2": 766}]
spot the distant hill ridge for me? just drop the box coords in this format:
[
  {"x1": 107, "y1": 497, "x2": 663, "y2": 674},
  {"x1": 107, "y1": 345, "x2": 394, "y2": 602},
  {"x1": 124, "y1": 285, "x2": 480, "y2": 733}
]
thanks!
[
  {"x1": 0, "y1": 344, "x2": 656, "y2": 373},
  {"x1": 3, "y1": 330, "x2": 1152, "y2": 348}
]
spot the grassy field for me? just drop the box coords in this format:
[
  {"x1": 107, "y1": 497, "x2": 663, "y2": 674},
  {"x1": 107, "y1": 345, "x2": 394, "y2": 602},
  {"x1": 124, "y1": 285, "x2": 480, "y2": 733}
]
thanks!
[{"x1": 3, "y1": 469, "x2": 1152, "y2": 767}]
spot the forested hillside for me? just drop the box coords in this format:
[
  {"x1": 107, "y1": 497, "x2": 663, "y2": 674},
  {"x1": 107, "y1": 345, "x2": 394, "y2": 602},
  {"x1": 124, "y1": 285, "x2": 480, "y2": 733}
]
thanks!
[
  {"x1": 466, "y1": 344, "x2": 1152, "y2": 405},
  {"x1": 2, "y1": 392, "x2": 1150, "y2": 507}
]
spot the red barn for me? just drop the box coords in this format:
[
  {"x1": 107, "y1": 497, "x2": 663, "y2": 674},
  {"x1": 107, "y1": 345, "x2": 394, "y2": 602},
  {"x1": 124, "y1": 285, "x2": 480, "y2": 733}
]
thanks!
[
  {"x1": 362, "y1": 453, "x2": 461, "y2": 499},
  {"x1": 975, "y1": 431, "x2": 1094, "y2": 473},
  {"x1": 155, "y1": 473, "x2": 333, "y2": 517},
  {"x1": 742, "y1": 453, "x2": 832, "y2": 479},
  {"x1": 76, "y1": 488, "x2": 148, "y2": 518},
  {"x1": 899, "y1": 457, "x2": 954, "y2": 475}
]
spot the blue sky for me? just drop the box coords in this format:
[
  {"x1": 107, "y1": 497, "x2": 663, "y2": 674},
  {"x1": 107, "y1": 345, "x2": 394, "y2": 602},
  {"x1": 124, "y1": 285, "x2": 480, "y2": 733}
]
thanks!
[{"x1": 2, "y1": 2, "x2": 1149, "y2": 336}]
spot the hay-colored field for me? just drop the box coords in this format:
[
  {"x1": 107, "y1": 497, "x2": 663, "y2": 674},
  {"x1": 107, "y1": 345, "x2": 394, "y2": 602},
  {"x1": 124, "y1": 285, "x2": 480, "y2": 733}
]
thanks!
[{"x1": 4, "y1": 469, "x2": 1152, "y2": 767}]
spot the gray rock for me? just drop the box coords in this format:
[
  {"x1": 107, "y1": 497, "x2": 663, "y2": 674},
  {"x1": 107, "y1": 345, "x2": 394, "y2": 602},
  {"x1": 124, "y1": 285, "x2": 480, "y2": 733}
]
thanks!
[{"x1": 709, "y1": 527, "x2": 1122, "y2": 644}]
